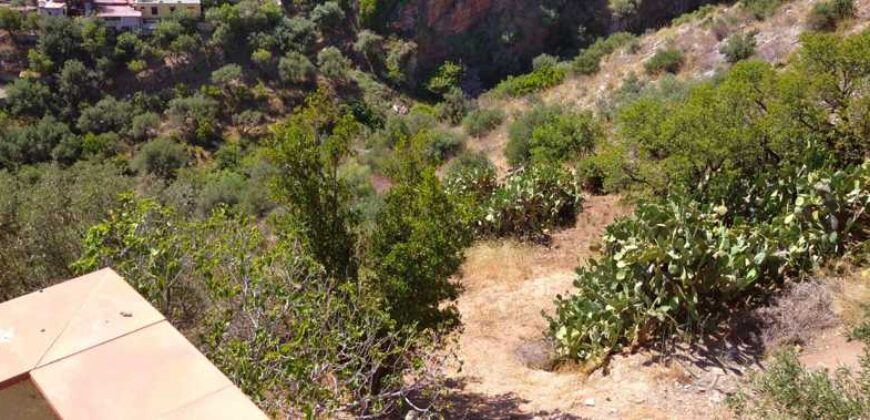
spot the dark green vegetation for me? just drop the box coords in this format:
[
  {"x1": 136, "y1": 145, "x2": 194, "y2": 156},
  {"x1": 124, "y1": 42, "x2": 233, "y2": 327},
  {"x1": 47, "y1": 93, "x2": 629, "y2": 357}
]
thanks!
[
  {"x1": 808, "y1": 0, "x2": 856, "y2": 31},
  {"x1": 548, "y1": 31, "x2": 870, "y2": 365}
]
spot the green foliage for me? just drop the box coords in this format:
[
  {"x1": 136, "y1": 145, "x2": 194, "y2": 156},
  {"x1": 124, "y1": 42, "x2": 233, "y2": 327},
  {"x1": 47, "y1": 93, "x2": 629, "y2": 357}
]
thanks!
[
  {"x1": 507, "y1": 104, "x2": 602, "y2": 166},
  {"x1": 436, "y1": 87, "x2": 472, "y2": 125},
  {"x1": 609, "y1": 0, "x2": 641, "y2": 18},
  {"x1": 4, "y1": 78, "x2": 53, "y2": 118},
  {"x1": 267, "y1": 89, "x2": 360, "y2": 276},
  {"x1": 317, "y1": 46, "x2": 352, "y2": 81},
  {"x1": 0, "y1": 117, "x2": 79, "y2": 167},
  {"x1": 130, "y1": 138, "x2": 189, "y2": 177},
  {"x1": 426, "y1": 61, "x2": 464, "y2": 96},
  {"x1": 672, "y1": 4, "x2": 716, "y2": 26},
  {"x1": 77, "y1": 97, "x2": 134, "y2": 135},
  {"x1": 492, "y1": 65, "x2": 566, "y2": 97},
  {"x1": 129, "y1": 112, "x2": 161, "y2": 141},
  {"x1": 532, "y1": 54, "x2": 559, "y2": 70},
  {"x1": 385, "y1": 38, "x2": 417, "y2": 86},
  {"x1": 728, "y1": 343, "x2": 870, "y2": 419},
  {"x1": 720, "y1": 31, "x2": 757, "y2": 63},
  {"x1": 550, "y1": 31, "x2": 870, "y2": 364},
  {"x1": 644, "y1": 47, "x2": 684, "y2": 75},
  {"x1": 310, "y1": 1, "x2": 345, "y2": 32},
  {"x1": 73, "y1": 196, "x2": 444, "y2": 417},
  {"x1": 0, "y1": 162, "x2": 133, "y2": 301},
  {"x1": 573, "y1": 32, "x2": 636, "y2": 75},
  {"x1": 278, "y1": 51, "x2": 316, "y2": 84},
  {"x1": 550, "y1": 164, "x2": 870, "y2": 362},
  {"x1": 166, "y1": 94, "x2": 220, "y2": 143},
  {"x1": 354, "y1": 29, "x2": 385, "y2": 70},
  {"x1": 807, "y1": 0, "x2": 855, "y2": 31},
  {"x1": 369, "y1": 170, "x2": 471, "y2": 329},
  {"x1": 462, "y1": 108, "x2": 505, "y2": 137},
  {"x1": 740, "y1": 0, "x2": 784, "y2": 20},
  {"x1": 448, "y1": 164, "x2": 582, "y2": 240}
]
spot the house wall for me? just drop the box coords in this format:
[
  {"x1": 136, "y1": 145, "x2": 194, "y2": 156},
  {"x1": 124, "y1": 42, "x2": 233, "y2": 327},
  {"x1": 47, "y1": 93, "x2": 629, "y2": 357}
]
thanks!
[{"x1": 134, "y1": 2, "x2": 200, "y2": 18}]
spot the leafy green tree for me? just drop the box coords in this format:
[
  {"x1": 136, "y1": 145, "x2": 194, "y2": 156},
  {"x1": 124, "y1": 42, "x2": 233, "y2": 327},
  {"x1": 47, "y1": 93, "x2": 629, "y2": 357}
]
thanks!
[
  {"x1": 0, "y1": 7, "x2": 22, "y2": 43},
  {"x1": 267, "y1": 89, "x2": 360, "y2": 276},
  {"x1": 130, "y1": 137, "x2": 189, "y2": 177},
  {"x1": 0, "y1": 117, "x2": 78, "y2": 166},
  {"x1": 368, "y1": 170, "x2": 471, "y2": 329},
  {"x1": 4, "y1": 78, "x2": 53, "y2": 118},
  {"x1": 58, "y1": 59, "x2": 99, "y2": 115},
  {"x1": 36, "y1": 16, "x2": 84, "y2": 69},
  {"x1": 310, "y1": 1, "x2": 345, "y2": 33},
  {"x1": 77, "y1": 97, "x2": 133, "y2": 134},
  {"x1": 507, "y1": 105, "x2": 601, "y2": 165}
]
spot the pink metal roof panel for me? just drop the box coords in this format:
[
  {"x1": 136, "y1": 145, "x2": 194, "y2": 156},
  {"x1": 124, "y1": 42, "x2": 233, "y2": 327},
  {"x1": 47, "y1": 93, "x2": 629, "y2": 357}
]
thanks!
[{"x1": 97, "y1": 5, "x2": 142, "y2": 17}]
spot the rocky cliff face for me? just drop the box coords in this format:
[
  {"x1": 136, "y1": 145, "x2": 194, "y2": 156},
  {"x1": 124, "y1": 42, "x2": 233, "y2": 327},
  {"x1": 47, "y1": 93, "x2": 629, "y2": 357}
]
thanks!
[{"x1": 386, "y1": 0, "x2": 716, "y2": 86}]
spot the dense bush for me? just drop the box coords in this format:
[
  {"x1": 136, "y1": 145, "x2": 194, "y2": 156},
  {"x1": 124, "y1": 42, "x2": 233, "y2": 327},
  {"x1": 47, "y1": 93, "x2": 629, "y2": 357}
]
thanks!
[
  {"x1": 0, "y1": 163, "x2": 133, "y2": 301},
  {"x1": 492, "y1": 65, "x2": 566, "y2": 97},
  {"x1": 279, "y1": 51, "x2": 316, "y2": 84},
  {"x1": 130, "y1": 138, "x2": 188, "y2": 177},
  {"x1": 507, "y1": 104, "x2": 602, "y2": 166},
  {"x1": 550, "y1": 163, "x2": 870, "y2": 362},
  {"x1": 644, "y1": 48, "x2": 684, "y2": 75},
  {"x1": 462, "y1": 108, "x2": 505, "y2": 137},
  {"x1": 573, "y1": 32, "x2": 636, "y2": 75},
  {"x1": 720, "y1": 31, "x2": 757, "y2": 63},
  {"x1": 728, "y1": 337, "x2": 870, "y2": 419},
  {"x1": 807, "y1": 0, "x2": 855, "y2": 31},
  {"x1": 448, "y1": 164, "x2": 582, "y2": 240}
]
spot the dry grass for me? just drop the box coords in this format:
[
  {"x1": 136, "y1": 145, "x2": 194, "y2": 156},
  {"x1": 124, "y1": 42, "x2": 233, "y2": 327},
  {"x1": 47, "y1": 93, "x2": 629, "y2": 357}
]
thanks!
[{"x1": 826, "y1": 260, "x2": 870, "y2": 330}]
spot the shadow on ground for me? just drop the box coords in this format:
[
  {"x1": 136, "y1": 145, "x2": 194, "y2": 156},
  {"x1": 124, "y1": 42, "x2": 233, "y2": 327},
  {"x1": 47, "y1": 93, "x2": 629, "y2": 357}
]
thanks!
[{"x1": 440, "y1": 378, "x2": 586, "y2": 420}]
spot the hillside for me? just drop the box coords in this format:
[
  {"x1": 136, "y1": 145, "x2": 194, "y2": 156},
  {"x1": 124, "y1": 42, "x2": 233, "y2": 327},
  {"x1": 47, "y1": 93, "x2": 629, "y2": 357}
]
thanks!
[{"x1": 0, "y1": 0, "x2": 868, "y2": 418}]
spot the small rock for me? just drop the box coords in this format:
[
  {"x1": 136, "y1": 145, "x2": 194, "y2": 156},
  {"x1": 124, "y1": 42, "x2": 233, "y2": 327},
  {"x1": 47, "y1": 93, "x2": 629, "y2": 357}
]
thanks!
[
  {"x1": 120, "y1": 311, "x2": 133, "y2": 317},
  {"x1": 583, "y1": 398, "x2": 596, "y2": 407}
]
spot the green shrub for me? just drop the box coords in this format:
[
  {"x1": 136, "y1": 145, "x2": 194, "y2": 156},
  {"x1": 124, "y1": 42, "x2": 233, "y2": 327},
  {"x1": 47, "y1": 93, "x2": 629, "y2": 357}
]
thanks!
[
  {"x1": 549, "y1": 163, "x2": 870, "y2": 362},
  {"x1": 492, "y1": 65, "x2": 566, "y2": 97},
  {"x1": 130, "y1": 138, "x2": 188, "y2": 177},
  {"x1": 532, "y1": 53, "x2": 559, "y2": 70},
  {"x1": 462, "y1": 108, "x2": 505, "y2": 137},
  {"x1": 436, "y1": 87, "x2": 472, "y2": 125},
  {"x1": 507, "y1": 104, "x2": 602, "y2": 166},
  {"x1": 0, "y1": 162, "x2": 133, "y2": 301},
  {"x1": 447, "y1": 164, "x2": 582, "y2": 240},
  {"x1": 644, "y1": 48, "x2": 684, "y2": 75},
  {"x1": 279, "y1": 51, "x2": 315, "y2": 84},
  {"x1": 740, "y1": 0, "x2": 784, "y2": 20},
  {"x1": 475, "y1": 165, "x2": 582, "y2": 239},
  {"x1": 609, "y1": 0, "x2": 640, "y2": 17},
  {"x1": 728, "y1": 343, "x2": 870, "y2": 419},
  {"x1": 807, "y1": 0, "x2": 855, "y2": 31},
  {"x1": 426, "y1": 61, "x2": 464, "y2": 96},
  {"x1": 672, "y1": 4, "x2": 716, "y2": 26},
  {"x1": 720, "y1": 31, "x2": 757, "y2": 63},
  {"x1": 573, "y1": 32, "x2": 636, "y2": 75}
]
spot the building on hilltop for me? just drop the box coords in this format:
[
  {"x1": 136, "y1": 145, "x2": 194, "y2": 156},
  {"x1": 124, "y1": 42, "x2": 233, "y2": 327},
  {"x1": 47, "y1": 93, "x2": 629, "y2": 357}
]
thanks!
[{"x1": 38, "y1": 0, "x2": 201, "y2": 31}]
